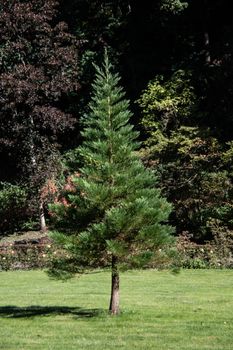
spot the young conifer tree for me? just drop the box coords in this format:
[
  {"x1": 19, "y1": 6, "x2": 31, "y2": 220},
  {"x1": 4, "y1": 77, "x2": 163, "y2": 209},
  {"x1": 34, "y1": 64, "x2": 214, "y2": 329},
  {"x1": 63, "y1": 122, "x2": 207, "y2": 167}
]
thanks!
[{"x1": 50, "y1": 52, "x2": 174, "y2": 315}]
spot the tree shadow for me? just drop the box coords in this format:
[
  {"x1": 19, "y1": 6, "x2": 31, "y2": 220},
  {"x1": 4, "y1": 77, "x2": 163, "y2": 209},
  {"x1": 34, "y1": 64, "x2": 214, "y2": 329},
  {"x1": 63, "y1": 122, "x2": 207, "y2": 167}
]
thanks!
[{"x1": 0, "y1": 305, "x2": 105, "y2": 319}]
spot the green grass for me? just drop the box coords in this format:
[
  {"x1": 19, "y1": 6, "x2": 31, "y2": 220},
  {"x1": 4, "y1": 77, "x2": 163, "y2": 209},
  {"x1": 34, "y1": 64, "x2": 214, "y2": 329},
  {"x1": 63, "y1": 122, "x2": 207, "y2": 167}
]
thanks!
[{"x1": 0, "y1": 269, "x2": 232, "y2": 350}]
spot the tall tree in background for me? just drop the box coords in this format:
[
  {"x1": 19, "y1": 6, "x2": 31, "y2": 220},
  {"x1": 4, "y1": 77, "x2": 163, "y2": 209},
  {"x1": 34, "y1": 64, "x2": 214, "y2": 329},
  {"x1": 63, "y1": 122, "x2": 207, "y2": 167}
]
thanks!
[
  {"x1": 138, "y1": 68, "x2": 233, "y2": 242},
  {"x1": 0, "y1": 0, "x2": 79, "y2": 230},
  {"x1": 58, "y1": 0, "x2": 131, "y2": 108},
  {"x1": 49, "y1": 53, "x2": 173, "y2": 315}
]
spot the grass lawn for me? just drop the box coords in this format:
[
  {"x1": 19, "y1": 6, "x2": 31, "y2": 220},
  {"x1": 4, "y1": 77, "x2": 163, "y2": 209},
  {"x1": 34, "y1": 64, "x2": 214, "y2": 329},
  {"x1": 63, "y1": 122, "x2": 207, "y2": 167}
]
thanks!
[{"x1": 0, "y1": 269, "x2": 232, "y2": 350}]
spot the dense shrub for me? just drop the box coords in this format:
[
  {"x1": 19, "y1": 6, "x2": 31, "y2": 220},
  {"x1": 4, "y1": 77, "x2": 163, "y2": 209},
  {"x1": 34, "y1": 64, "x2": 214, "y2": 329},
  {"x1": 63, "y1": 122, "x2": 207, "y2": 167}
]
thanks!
[
  {"x1": 0, "y1": 240, "x2": 54, "y2": 270},
  {"x1": 0, "y1": 182, "x2": 28, "y2": 234},
  {"x1": 1, "y1": 225, "x2": 232, "y2": 271},
  {"x1": 177, "y1": 229, "x2": 233, "y2": 269}
]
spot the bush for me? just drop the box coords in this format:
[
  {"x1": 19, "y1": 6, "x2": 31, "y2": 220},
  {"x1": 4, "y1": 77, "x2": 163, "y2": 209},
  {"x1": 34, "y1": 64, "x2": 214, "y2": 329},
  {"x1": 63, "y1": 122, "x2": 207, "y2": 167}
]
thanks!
[
  {"x1": 0, "y1": 182, "x2": 28, "y2": 234},
  {"x1": 177, "y1": 230, "x2": 233, "y2": 269},
  {"x1": 0, "y1": 241, "x2": 54, "y2": 270}
]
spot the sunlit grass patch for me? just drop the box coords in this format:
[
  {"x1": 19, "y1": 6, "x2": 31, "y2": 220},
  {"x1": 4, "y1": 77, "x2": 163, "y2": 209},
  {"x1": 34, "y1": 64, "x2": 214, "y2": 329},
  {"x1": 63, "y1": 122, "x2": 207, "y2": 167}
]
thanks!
[{"x1": 0, "y1": 269, "x2": 232, "y2": 350}]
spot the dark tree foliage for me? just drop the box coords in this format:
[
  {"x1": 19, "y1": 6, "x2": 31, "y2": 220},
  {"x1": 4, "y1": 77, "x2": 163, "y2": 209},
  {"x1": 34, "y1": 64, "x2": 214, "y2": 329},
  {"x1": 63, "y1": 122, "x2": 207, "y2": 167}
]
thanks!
[
  {"x1": 58, "y1": 0, "x2": 131, "y2": 113},
  {"x1": 0, "y1": 0, "x2": 79, "y2": 228},
  {"x1": 57, "y1": 0, "x2": 233, "y2": 127},
  {"x1": 0, "y1": 0, "x2": 79, "y2": 162}
]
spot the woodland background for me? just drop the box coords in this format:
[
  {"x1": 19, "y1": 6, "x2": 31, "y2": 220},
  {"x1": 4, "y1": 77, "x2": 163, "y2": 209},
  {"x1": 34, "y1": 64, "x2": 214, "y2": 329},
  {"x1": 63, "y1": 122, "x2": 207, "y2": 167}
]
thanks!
[{"x1": 1, "y1": 0, "x2": 233, "y2": 252}]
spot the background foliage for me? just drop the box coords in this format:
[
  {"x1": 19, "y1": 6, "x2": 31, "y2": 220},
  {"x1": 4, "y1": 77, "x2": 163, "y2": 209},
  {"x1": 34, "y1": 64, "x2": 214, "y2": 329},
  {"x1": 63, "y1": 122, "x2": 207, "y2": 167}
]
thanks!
[{"x1": 0, "y1": 0, "x2": 233, "y2": 260}]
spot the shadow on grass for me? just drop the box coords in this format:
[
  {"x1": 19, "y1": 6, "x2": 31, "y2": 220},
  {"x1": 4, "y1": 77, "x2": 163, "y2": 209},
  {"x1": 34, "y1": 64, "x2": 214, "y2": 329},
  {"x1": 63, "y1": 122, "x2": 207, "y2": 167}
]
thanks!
[{"x1": 0, "y1": 306, "x2": 105, "y2": 319}]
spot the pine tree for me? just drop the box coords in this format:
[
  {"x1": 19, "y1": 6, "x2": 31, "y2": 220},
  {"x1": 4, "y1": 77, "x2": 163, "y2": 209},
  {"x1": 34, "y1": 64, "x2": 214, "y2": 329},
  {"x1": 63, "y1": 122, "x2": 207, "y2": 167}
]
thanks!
[{"x1": 49, "y1": 52, "x2": 174, "y2": 315}]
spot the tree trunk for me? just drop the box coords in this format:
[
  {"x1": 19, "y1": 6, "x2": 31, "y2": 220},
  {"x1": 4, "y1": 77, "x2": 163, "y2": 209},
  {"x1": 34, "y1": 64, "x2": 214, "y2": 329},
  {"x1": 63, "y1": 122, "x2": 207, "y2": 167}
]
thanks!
[
  {"x1": 29, "y1": 115, "x2": 47, "y2": 231},
  {"x1": 204, "y1": 31, "x2": 211, "y2": 64},
  {"x1": 109, "y1": 255, "x2": 120, "y2": 315},
  {"x1": 202, "y1": 0, "x2": 211, "y2": 64},
  {"x1": 39, "y1": 201, "x2": 47, "y2": 232}
]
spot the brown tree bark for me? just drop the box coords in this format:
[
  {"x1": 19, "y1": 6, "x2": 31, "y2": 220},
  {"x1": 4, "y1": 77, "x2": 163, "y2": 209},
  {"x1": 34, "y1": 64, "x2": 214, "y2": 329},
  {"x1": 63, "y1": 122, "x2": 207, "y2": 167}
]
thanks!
[{"x1": 109, "y1": 255, "x2": 120, "y2": 315}]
